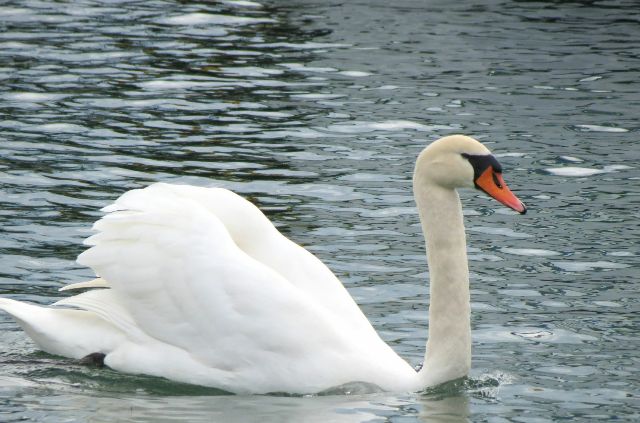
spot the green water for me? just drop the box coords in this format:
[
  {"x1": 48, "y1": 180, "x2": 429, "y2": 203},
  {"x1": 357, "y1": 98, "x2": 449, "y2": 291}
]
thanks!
[{"x1": 0, "y1": 0, "x2": 638, "y2": 421}]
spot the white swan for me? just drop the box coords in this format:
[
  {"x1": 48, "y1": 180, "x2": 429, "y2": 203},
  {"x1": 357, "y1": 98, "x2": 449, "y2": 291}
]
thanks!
[{"x1": 0, "y1": 135, "x2": 526, "y2": 394}]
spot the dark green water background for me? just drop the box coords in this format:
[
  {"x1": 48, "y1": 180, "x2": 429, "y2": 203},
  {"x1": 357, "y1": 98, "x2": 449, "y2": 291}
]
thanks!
[{"x1": 0, "y1": 0, "x2": 638, "y2": 421}]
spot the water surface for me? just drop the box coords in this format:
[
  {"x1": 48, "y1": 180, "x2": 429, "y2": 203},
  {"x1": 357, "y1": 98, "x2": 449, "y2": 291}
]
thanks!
[{"x1": 1, "y1": 0, "x2": 639, "y2": 421}]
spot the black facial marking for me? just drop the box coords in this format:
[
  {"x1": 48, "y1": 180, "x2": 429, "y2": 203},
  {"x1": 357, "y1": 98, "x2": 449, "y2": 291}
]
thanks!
[{"x1": 461, "y1": 153, "x2": 503, "y2": 181}]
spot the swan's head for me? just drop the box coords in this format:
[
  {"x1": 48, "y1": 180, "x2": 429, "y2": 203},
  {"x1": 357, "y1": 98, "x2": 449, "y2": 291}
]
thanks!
[{"x1": 415, "y1": 135, "x2": 526, "y2": 214}]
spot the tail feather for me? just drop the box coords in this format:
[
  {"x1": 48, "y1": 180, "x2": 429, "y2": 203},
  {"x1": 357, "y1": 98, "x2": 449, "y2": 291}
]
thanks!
[{"x1": 0, "y1": 297, "x2": 124, "y2": 359}]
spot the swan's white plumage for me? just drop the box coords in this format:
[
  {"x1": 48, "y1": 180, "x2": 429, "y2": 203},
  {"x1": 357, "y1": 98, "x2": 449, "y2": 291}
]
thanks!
[
  {"x1": 0, "y1": 135, "x2": 525, "y2": 394},
  {"x1": 58, "y1": 277, "x2": 109, "y2": 291},
  {"x1": 7, "y1": 183, "x2": 415, "y2": 393},
  {"x1": 0, "y1": 297, "x2": 125, "y2": 359}
]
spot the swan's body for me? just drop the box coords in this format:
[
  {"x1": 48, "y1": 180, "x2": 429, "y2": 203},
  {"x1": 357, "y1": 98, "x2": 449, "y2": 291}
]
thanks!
[{"x1": 0, "y1": 135, "x2": 525, "y2": 394}]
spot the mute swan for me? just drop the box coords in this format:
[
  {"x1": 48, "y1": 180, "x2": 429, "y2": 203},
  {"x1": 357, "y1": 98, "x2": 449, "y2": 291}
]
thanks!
[{"x1": 0, "y1": 135, "x2": 526, "y2": 394}]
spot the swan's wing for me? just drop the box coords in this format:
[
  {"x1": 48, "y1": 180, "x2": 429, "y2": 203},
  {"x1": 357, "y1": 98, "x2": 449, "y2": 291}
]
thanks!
[
  {"x1": 75, "y1": 187, "x2": 402, "y2": 392},
  {"x1": 54, "y1": 288, "x2": 146, "y2": 340},
  {"x1": 95, "y1": 183, "x2": 377, "y2": 336}
]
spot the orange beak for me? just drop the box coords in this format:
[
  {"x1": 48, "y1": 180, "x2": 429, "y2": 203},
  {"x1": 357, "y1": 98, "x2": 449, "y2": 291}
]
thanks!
[{"x1": 475, "y1": 167, "x2": 527, "y2": 214}]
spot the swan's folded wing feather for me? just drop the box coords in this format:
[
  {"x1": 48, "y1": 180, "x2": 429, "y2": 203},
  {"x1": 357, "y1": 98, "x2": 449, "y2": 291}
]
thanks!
[
  {"x1": 54, "y1": 289, "x2": 145, "y2": 340},
  {"x1": 110, "y1": 183, "x2": 378, "y2": 338},
  {"x1": 58, "y1": 277, "x2": 109, "y2": 291},
  {"x1": 75, "y1": 193, "x2": 357, "y2": 376}
]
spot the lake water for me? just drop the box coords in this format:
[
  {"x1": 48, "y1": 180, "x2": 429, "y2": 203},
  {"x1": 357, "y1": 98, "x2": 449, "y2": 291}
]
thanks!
[{"x1": 1, "y1": 0, "x2": 639, "y2": 421}]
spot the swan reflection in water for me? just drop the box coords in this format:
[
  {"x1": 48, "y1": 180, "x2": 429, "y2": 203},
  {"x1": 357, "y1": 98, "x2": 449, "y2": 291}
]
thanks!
[{"x1": 45, "y1": 386, "x2": 471, "y2": 423}]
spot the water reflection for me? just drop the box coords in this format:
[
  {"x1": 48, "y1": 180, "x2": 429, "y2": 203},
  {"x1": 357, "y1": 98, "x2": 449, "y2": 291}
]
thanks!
[{"x1": 4, "y1": 387, "x2": 471, "y2": 423}]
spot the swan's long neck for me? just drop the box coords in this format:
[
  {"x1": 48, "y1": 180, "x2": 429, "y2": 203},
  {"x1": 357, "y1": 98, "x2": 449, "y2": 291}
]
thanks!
[{"x1": 414, "y1": 180, "x2": 471, "y2": 387}]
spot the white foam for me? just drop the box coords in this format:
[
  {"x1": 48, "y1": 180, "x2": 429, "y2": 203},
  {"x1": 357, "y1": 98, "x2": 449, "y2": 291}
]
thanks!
[
  {"x1": 552, "y1": 261, "x2": 630, "y2": 272},
  {"x1": 560, "y1": 155, "x2": 583, "y2": 163},
  {"x1": 358, "y1": 206, "x2": 416, "y2": 218},
  {"x1": 158, "y1": 13, "x2": 274, "y2": 26},
  {"x1": 538, "y1": 365, "x2": 596, "y2": 376},
  {"x1": 290, "y1": 93, "x2": 346, "y2": 100},
  {"x1": 546, "y1": 165, "x2": 632, "y2": 177},
  {"x1": 541, "y1": 300, "x2": 569, "y2": 308},
  {"x1": 138, "y1": 79, "x2": 235, "y2": 90},
  {"x1": 220, "y1": 66, "x2": 283, "y2": 77},
  {"x1": 221, "y1": 0, "x2": 263, "y2": 7},
  {"x1": 593, "y1": 301, "x2": 621, "y2": 308},
  {"x1": 513, "y1": 328, "x2": 597, "y2": 343},
  {"x1": 0, "y1": 7, "x2": 30, "y2": 16},
  {"x1": 372, "y1": 85, "x2": 401, "y2": 90},
  {"x1": 143, "y1": 120, "x2": 192, "y2": 130},
  {"x1": 368, "y1": 120, "x2": 433, "y2": 130},
  {"x1": 228, "y1": 110, "x2": 292, "y2": 118},
  {"x1": 0, "y1": 41, "x2": 33, "y2": 50},
  {"x1": 0, "y1": 375, "x2": 38, "y2": 388},
  {"x1": 501, "y1": 289, "x2": 541, "y2": 297},
  {"x1": 279, "y1": 63, "x2": 337, "y2": 73},
  {"x1": 462, "y1": 209, "x2": 482, "y2": 216},
  {"x1": 573, "y1": 124, "x2": 628, "y2": 133},
  {"x1": 6, "y1": 92, "x2": 68, "y2": 102},
  {"x1": 501, "y1": 248, "x2": 560, "y2": 257},
  {"x1": 604, "y1": 165, "x2": 633, "y2": 171},
  {"x1": 468, "y1": 254, "x2": 503, "y2": 262},
  {"x1": 495, "y1": 152, "x2": 527, "y2": 158},
  {"x1": 468, "y1": 226, "x2": 532, "y2": 239},
  {"x1": 324, "y1": 120, "x2": 455, "y2": 134},
  {"x1": 545, "y1": 167, "x2": 603, "y2": 177},
  {"x1": 608, "y1": 251, "x2": 635, "y2": 257},
  {"x1": 253, "y1": 42, "x2": 351, "y2": 50},
  {"x1": 34, "y1": 123, "x2": 87, "y2": 133},
  {"x1": 338, "y1": 70, "x2": 372, "y2": 77}
]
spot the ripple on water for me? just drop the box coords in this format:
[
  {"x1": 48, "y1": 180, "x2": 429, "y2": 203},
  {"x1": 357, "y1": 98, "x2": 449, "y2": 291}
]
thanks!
[
  {"x1": 475, "y1": 326, "x2": 598, "y2": 344},
  {"x1": 551, "y1": 261, "x2": 630, "y2": 272}
]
